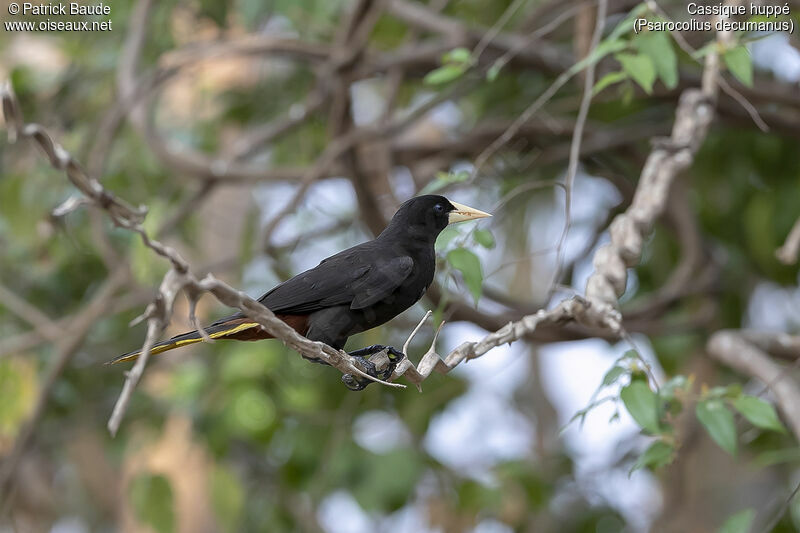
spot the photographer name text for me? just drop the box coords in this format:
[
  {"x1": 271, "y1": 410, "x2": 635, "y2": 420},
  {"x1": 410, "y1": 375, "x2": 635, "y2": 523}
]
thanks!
[{"x1": 5, "y1": 2, "x2": 113, "y2": 32}]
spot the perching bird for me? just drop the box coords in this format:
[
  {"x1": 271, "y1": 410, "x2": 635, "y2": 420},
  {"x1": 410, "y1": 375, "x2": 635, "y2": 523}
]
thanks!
[{"x1": 111, "y1": 195, "x2": 490, "y2": 388}]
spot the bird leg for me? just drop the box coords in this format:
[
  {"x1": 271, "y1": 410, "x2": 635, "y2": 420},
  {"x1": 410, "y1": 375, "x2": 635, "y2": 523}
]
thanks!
[{"x1": 342, "y1": 345, "x2": 405, "y2": 391}]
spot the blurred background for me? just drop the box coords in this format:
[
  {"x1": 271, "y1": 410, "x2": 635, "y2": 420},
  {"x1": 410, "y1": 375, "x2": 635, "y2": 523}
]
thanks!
[{"x1": 2, "y1": 0, "x2": 800, "y2": 531}]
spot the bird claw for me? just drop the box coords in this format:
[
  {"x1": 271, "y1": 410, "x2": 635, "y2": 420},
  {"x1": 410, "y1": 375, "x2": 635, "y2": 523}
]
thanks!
[{"x1": 341, "y1": 345, "x2": 406, "y2": 391}]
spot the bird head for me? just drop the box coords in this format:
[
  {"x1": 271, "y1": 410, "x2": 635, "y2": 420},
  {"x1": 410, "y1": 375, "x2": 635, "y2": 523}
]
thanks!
[{"x1": 387, "y1": 195, "x2": 491, "y2": 238}]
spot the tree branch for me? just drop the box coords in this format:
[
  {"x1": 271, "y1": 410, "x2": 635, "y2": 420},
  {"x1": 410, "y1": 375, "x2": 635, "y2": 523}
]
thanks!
[
  {"x1": 0, "y1": 0, "x2": 735, "y2": 437},
  {"x1": 776, "y1": 216, "x2": 800, "y2": 265},
  {"x1": 578, "y1": 11, "x2": 730, "y2": 331},
  {"x1": 1, "y1": 81, "x2": 405, "y2": 437},
  {"x1": 0, "y1": 269, "x2": 128, "y2": 502},
  {"x1": 708, "y1": 331, "x2": 800, "y2": 442}
]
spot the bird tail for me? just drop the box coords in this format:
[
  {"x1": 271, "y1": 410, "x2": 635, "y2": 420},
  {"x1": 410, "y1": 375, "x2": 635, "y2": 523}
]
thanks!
[{"x1": 107, "y1": 319, "x2": 261, "y2": 365}]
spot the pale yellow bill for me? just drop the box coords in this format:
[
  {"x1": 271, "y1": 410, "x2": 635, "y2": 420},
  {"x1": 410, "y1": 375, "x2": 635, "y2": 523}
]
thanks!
[{"x1": 447, "y1": 201, "x2": 492, "y2": 224}]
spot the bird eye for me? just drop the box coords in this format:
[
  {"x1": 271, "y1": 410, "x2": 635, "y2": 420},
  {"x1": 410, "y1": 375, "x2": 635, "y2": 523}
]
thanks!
[{"x1": 434, "y1": 204, "x2": 444, "y2": 213}]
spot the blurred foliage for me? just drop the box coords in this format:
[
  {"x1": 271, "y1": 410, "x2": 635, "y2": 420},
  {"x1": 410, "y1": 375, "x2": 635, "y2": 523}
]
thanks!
[
  {"x1": 0, "y1": 357, "x2": 38, "y2": 453},
  {"x1": 130, "y1": 474, "x2": 176, "y2": 533},
  {"x1": 2, "y1": 0, "x2": 800, "y2": 532}
]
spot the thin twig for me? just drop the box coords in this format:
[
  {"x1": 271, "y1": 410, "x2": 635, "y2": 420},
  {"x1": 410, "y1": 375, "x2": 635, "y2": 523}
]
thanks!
[
  {"x1": 776, "y1": 216, "x2": 800, "y2": 265},
  {"x1": 548, "y1": 0, "x2": 608, "y2": 298},
  {"x1": 0, "y1": 283, "x2": 64, "y2": 342},
  {"x1": 472, "y1": 0, "x2": 529, "y2": 59},
  {"x1": 760, "y1": 478, "x2": 800, "y2": 533},
  {"x1": 403, "y1": 310, "x2": 433, "y2": 356}
]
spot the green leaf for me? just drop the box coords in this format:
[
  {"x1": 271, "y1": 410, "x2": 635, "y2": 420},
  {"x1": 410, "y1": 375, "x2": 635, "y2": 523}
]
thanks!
[
  {"x1": 631, "y1": 440, "x2": 675, "y2": 473},
  {"x1": 608, "y1": 3, "x2": 649, "y2": 41},
  {"x1": 615, "y1": 53, "x2": 656, "y2": 94},
  {"x1": 221, "y1": 343, "x2": 280, "y2": 383},
  {"x1": 211, "y1": 467, "x2": 244, "y2": 533},
  {"x1": 621, "y1": 380, "x2": 661, "y2": 434},
  {"x1": 692, "y1": 41, "x2": 718, "y2": 60},
  {"x1": 601, "y1": 365, "x2": 627, "y2": 387},
  {"x1": 169, "y1": 362, "x2": 208, "y2": 404},
  {"x1": 717, "y1": 508, "x2": 756, "y2": 533},
  {"x1": 592, "y1": 71, "x2": 628, "y2": 96},
  {"x1": 486, "y1": 61, "x2": 502, "y2": 82},
  {"x1": 439, "y1": 170, "x2": 470, "y2": 183},
  {"x1": 473, "y1": 229, "x2": 495, "y2": 249},
  {"x1": 634, "y1": 30, "x2": 678, "y2": 89},
  {"x1": 733, "y1": 395, "x2": 787, "y2": 434},
  {"x1": 660, "y1": 375, "x2": 690, "y2": 416},
  {"x1": 755, "y1": 447, "x2": 800, "y2": 467},
  {"x1": 130, "y1": 201, "x2": 169, "y2": 284},
  {"x1": 199, "y1": 0, "x2": 228, "y2": 26},
  {"x1": 129, "y1": 474, "x2": 175, "y2": 533},
  {"x1": 419, "y1": 170, "x2": 470, "y2": 194},
  {"x1": 707, "y1": 384, "x2": 743, "y2": 400},
  {"x1": 696, "y1": 400, "x2": 737, "y2": 455},
  {"x1": 432, "y1": 292, "x2": 449, "y2": 327},
  {"x1": 723, "y1": 45, "x2": 753, "y2": 87},
  {"x1": 569, "y1": 39, "x2": 626, "y2": 78},
  {"x1": 435, "y1": 227, "x2": 461, "y2": 251},
  {"x1": 228, "y1": 387, "x2": 276, "y2": 434},
  {"x1": 447, "y1": 248, "x2": 483, "y2": 305},
  {"x1": 424, "y1": 64, "x2": 466, "y2": 85},
  {"x1": 420, "y1": 180, "x2": 447, "y2": 196},
  {"x1": 0, "y1": 357, "x2": 37, "y2": 437},
  {"x1": 350, "y1": 449, "x2": 423, "y2": 511},
  {"x1": 622, "y1": 349, "x2": 640, "y2": 361},
  {"x1": 660, "y1": 375, "x2": 689, "y2": 400},
  {"x1": 563, "y1": 6, "x2": 645, "y2": 80},
  {"x1": 443, "y1": 47, "x2": 471, "y2": 65},
  {"x1": 569, "y1": 0, "x2": 647, "y2": 76},
  {"x1": 724, "y1": 383, "x2": 743, "y2": 399}
]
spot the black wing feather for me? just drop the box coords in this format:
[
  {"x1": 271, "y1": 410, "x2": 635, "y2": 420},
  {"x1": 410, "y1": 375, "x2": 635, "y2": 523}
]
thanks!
[
  {"x1": 261, "y1": 262, "x2": 371, "y2": 314},
  {"x1": 257, "y1": 245, "x2": 414, "y2": 314},
  {"x1": 350, "y1": 256, "x2": 413, "y2": 309}
]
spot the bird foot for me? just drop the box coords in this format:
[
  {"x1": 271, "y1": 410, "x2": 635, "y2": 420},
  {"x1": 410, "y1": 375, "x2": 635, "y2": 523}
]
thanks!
[
  {"x1": 341, "y1": 345, "x2": 406, "y2": 391},
  {"x1": 347, "y1": 344, "x2": 405, "y2": 361}
]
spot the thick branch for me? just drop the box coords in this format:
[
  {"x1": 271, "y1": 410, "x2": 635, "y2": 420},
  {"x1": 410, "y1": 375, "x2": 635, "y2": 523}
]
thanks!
[{"x1": 578, "y1": 12, "x2": 730, "y2": 331}]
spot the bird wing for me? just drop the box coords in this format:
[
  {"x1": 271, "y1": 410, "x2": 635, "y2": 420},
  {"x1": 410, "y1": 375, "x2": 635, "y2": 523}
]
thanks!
[
  {"x1": 258, "y1": 251, "x2": 414, "y2": 314},
  {"x1": 349, "y1": 256, "x2": 414, "y2": 309}
]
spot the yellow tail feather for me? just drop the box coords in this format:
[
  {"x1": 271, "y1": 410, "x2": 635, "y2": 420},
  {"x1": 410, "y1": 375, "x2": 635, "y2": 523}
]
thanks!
[{"x1": 111, "y1": 322, "x2": 260, "y2": 364}]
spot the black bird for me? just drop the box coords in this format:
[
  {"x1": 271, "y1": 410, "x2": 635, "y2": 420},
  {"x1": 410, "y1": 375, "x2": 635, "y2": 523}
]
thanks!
[{"x1": 110, "y1": 195, "x2": 490, "y2": 388}]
